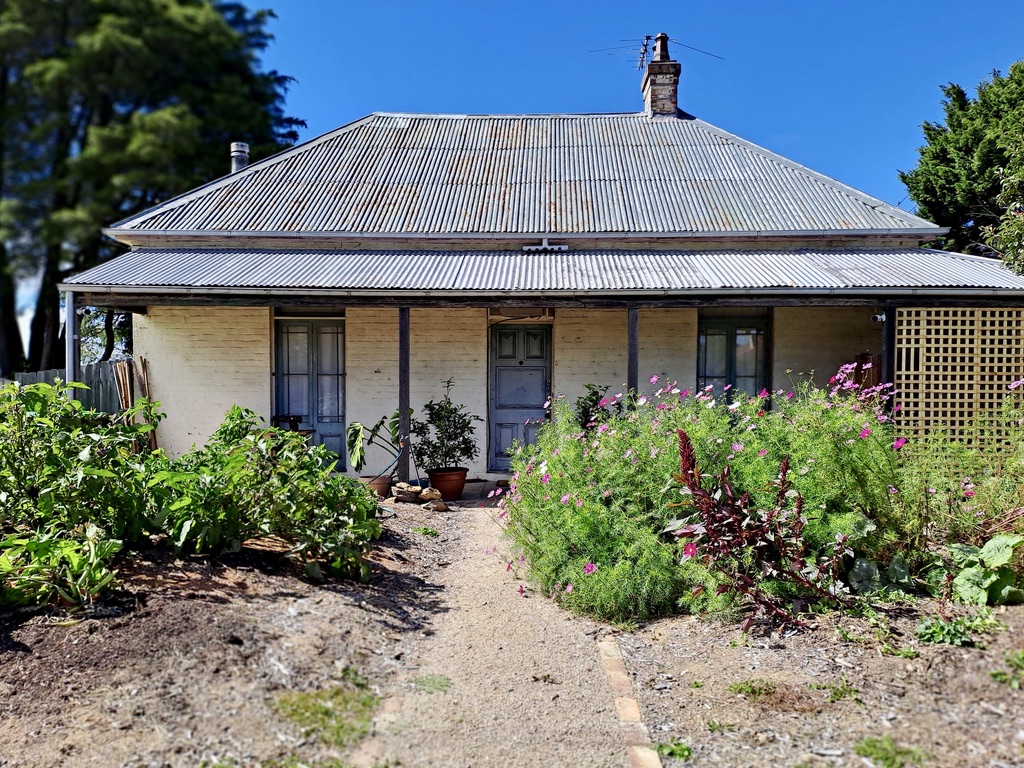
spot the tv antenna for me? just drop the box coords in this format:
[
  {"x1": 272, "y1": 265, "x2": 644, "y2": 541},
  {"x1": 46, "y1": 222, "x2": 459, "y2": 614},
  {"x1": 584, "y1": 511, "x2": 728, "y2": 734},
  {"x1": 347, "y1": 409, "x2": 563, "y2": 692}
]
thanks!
[{"x1": 590, "y1": 34, "x2": 725, "y2": 70}]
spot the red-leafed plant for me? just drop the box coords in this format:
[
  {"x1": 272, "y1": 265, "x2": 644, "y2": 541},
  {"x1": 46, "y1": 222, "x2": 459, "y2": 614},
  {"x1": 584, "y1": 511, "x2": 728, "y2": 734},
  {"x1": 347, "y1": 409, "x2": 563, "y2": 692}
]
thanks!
[{"x1": 665, "y1": 429, "x2": 853, "y2": 630}]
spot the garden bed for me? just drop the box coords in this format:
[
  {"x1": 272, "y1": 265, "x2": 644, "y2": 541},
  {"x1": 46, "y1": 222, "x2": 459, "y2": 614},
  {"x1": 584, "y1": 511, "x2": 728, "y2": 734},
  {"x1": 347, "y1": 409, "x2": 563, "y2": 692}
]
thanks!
[{"x1": 2, "y1": 500, "x2": 1022, "y2": 767}]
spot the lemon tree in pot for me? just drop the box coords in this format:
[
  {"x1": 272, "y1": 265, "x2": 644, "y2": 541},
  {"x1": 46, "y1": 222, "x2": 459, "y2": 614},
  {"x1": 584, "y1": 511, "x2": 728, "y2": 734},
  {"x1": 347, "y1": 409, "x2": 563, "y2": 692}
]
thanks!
[{"x1": 410, "y1": 378, "x2": 483, "y2": 501}]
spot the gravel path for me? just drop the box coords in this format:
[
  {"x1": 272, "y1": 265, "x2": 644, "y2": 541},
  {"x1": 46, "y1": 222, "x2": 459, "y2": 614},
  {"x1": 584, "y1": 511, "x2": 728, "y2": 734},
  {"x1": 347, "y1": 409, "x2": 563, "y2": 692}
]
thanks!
[{"x1": 355, "y1": 503, "x2": 629, "y2": 768}]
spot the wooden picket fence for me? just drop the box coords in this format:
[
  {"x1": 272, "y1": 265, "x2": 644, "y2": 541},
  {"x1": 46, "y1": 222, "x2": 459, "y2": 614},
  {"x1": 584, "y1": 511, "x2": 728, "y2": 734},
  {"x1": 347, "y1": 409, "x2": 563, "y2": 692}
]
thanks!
[{"x1": 13, "y1": 360, "x2": 130, "y2": 414}]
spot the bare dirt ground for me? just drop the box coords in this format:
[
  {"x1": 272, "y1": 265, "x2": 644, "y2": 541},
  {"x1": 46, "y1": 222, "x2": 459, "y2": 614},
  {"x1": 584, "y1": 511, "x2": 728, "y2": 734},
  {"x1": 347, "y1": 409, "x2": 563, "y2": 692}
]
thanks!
[{"x1": 1, "y1": 491, "x2": 1023, "y2": 768}]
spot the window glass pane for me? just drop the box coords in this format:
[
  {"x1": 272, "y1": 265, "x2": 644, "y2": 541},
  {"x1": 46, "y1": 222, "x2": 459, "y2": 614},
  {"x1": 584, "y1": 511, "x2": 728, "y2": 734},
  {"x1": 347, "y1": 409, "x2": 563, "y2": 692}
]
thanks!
[
  {"x1": 318, "y1": 374, "x2": 343, "y2": 421},
  {"x1": 286, "y1": 329, "x2": 308, "y2": 374},
  {"x1": 285, "y1": 374, "x2": 308, "y2": 416},
  {"x1": 700, "y1": 330, "x2": 727, "y2": 374},
  {"x1": 735, "y1": 329, "x2": 762, "y2": 377}
]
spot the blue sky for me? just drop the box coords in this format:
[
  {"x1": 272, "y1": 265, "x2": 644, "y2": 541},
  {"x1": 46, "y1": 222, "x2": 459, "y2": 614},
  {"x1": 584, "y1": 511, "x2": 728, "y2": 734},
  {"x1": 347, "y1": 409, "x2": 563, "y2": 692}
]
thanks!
[{"x1": 262, "y1": 0, "x2": 1024, "y2": 211}]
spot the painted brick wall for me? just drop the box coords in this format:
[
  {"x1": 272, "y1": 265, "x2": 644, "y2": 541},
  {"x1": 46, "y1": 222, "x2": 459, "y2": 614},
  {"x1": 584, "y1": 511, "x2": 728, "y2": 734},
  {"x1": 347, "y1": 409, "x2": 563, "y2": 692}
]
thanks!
[
  {"x1": 345, "y1": 308, "x2": 400, "y2": 476},
  {"x1": 410, "y1": 308, "x2": 490, "y2": 475},
  {"x1": 772, "y1": 307, "x2": 882, "y2": 387},
  {"x1": 553, "y1": 309, "x2": 627, "y2": 405},
  {"x1": 640, "y1": 308, "x2": 698, "y2": 392},
  {"x1": 133, "y1": 307, "x2": 271, "y2": 456}
]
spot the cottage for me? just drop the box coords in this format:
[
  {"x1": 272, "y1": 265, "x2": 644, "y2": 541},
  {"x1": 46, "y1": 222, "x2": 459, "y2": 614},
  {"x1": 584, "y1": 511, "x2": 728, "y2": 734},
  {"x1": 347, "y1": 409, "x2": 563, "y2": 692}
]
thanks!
[{"x1": 61, "y1": 34, "x2": 1024, "y2": 480}]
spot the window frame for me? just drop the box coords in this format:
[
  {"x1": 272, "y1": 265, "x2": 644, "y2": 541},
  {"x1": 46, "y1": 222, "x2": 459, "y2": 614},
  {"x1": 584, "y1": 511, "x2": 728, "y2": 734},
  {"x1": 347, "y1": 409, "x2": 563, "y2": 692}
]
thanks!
[{"x1": 697, "y1": 315, "x2": 770, "y2": 396}]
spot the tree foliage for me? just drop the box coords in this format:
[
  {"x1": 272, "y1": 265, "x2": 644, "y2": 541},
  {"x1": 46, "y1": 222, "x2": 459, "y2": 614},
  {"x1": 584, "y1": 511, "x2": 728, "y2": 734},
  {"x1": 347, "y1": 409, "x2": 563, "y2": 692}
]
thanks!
[
  {"x1": 899, "y1": 62, "x2": 1024, "y2": 259},
  {"x1": 0, "y1": 1, "x2": 302, "y2": 376}
]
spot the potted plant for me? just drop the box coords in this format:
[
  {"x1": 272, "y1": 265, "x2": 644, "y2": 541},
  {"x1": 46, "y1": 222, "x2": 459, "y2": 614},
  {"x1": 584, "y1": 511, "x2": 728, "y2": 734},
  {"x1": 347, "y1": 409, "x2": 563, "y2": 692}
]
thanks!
[
  {"x1": 346, "y1": 411, "x2": 407, "y2": 499},
  {"x1": 410, "y1": 378, "x2": 483, "y2": 500}
]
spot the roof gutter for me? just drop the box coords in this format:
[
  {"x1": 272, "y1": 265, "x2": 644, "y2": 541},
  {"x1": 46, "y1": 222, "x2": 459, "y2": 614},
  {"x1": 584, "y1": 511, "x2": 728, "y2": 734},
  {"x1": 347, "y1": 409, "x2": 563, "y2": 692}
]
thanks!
[{"x1": 57, "y1": 283, "x2": 1024, "y2": 299}]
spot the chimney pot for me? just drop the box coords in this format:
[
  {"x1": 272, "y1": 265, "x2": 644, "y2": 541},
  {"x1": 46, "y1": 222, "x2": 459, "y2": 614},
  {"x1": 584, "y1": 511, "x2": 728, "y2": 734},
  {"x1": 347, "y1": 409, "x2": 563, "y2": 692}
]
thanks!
[
  {"x1": 641, "y1": 32, "x2": 681, "y2": 117},
  {"x1": 230, "y1": 142, "x2": 250, "y2": 173}
]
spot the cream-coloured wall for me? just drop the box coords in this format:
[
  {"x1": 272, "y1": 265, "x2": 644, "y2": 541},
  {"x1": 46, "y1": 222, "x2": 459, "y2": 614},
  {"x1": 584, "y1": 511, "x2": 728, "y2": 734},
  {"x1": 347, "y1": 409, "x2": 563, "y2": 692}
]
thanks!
[
  {"x1": 410, "y1": 308, "x2": 490, "y2": 476},
  {"x1": 345, "y1": 308, "x2": 400, "y2": 475},
  {"x1": 552, "y1": 309, "x2": 627, "y2": 406},
  {"x1": 133, "y1": 307, "x2": 271, "y2": 456},
  {"x1": 640, "y1": 308, "x2": 698, "y2": 392},
  {"x1": 772, "y1": 307, "x2": 882, "y2": 387}
]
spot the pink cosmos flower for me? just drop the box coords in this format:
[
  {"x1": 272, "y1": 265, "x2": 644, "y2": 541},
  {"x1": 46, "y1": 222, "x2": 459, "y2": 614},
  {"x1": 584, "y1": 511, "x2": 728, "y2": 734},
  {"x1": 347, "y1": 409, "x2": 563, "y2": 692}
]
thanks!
[
  {"x1": 560, "y1": 493, "x2": 571, "y2": 505},
  {"x1": 565, "y1": 583, "x2": 574, "y2": 593},
  {"x1": 599, "y1": 397, "x2": 608, "y2": 407},
  {"x1": 518, "y1": 584, "x2": 525, "y2": 597},
  {"x1": 584, "y1": 562, "x2": 597, "y2": 575},
  {"x1": 786, "y1": 391, "x2": 795, "y2": 400},
  {"x1": 682, "y1": 543, "x2": 697, "y2": 559},
  {"x1": 964, "y1": 490, "x2": 976, "y2": 498},
  {"x1": 541, "y1": 473, "x2": 550, "y2": 484},
  {"x1": 597, "y1": 423, "x2": 610, "y2": 434},
  {"x1": 680, "y1": 389, "x2": 691, "y2": 398},
  {"x1": 758, "y1": 449, "x2": 768, "y2": 457},
  {"x1": 650, "y1": 374, "x2": 660, "y2": 384},
  {"x1": 892, "y1": 437, "x2": 907, "y2": 451},
  {"x1": 859, "y1": 427, "x2": 871, "y2": 439},
  {"x1": 506, "y1": 561, "x2": 512, "y2": 572},
  {"x1": 758, "y1": 388, "x2": 769, "y2": 398},
  {"x1": 731, "y1": 442, "x2": 744, "y2": 453}
]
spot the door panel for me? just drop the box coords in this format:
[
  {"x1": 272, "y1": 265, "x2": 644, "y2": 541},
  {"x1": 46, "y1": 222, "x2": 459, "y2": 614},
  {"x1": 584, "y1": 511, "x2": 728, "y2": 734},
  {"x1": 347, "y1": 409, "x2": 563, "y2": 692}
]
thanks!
[
  {"x1": 489, "y1": 325, "x2": 551, "y2": 471},
  {"x1": 275, "y1": 320, "x2": 345, "y2": 466}
]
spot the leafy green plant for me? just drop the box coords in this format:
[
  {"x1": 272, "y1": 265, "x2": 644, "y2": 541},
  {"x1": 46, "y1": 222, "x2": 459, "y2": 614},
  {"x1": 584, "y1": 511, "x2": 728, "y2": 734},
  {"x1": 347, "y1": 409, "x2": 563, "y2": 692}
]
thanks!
[
  {"x1": 0, "y1": 523, "x2": 121, "y2": 607},
  {"x1": 655, "y1": 738, "x2": 693, "y2": 760},
  {"x1": 853, "y1": 735, "x2": 924, "y2": 768},
  {"x1": 666, "y1": 429, "x2": 852, "y2": 630},
  {"x1": 915, "y1": 610, "x2": 1004, "y2": 647},
  {"x1": 346, "y1": 410, "x2": 408, "y2": 478},
  {"x1": 727, "y1": 678, "x2": 776, "y2": 700},
  {"x1": 689, "y1": 679, "x2": 704, "y2": 689},
  {"x1": 413, "y1": 526, "x2": 439, "y2": 538},
  {"x1": 706, "y1": 720, "x2": 733, "y2": 733},
  {"x1": 949, "y1": 535, "x2": 1024, "y2": 606},
  {"x1": 574, "y1": 383, "x2": 622, "y2": 430},
  {"x1": 811, "y1": 676, "x2": 861, "y2": 703},
  {"x1": 990, "y1": 649, "x2": 1024, "y2": 689},
  {"x1": 159, "y1": 407, "x2": 381, "y2": 579},
  {"x1": 410, "y1": 378, "x2": 482, "y2": 470}
]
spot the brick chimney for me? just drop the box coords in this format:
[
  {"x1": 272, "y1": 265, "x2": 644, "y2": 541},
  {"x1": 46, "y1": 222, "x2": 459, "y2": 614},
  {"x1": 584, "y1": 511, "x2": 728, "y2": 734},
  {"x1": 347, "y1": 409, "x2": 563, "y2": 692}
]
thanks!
[{"x1": 641, "y1": 33, "x2": 680, "y2": 117}]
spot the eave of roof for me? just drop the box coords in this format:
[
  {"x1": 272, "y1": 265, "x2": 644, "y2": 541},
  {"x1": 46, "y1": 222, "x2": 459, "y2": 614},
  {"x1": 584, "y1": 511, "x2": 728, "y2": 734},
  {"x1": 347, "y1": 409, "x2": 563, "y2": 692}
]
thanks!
[{"x1": 59, "y1": 247, "x2": 1024, "y2": 298}]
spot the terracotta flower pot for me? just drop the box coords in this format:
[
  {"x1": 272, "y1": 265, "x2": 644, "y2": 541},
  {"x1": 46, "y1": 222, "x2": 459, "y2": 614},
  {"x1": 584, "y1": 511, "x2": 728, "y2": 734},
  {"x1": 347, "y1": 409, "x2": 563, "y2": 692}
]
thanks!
[
  {"x1": 359, "y1": 475, "x2": 393, "y2": 499},
  {"x1": 425, "y1": 468, "x2": 468, "y2": 501}
]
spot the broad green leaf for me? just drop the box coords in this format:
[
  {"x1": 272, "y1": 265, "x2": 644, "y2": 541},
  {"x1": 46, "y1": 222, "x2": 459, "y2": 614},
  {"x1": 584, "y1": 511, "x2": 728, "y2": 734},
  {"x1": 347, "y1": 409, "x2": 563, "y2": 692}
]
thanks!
[
  {"x1": 949, "y1": 543, "x2": 981, "y2": 569},
  {"x1": 953, "y1": 566, "x2": 997, "y2": 606},
  {"x1": 988, "y1": 567, "x2": 1023, "y2": 606},
  {"x1": 849, "y1": 558, "x2": 881, "y2": 594},
  {"x1": 979, "y1": 534, "x2": 1024, "y2": 569},
  {"x1": 82, "y1": 467, "x2": 116, "y2": 478}
]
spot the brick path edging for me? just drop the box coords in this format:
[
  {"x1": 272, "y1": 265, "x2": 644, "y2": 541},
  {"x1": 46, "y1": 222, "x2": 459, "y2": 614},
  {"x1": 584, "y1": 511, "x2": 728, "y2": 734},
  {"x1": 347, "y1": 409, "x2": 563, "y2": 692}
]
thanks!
[{"x1": 597, "y1": 638, "x2": 663, "y2": 768}]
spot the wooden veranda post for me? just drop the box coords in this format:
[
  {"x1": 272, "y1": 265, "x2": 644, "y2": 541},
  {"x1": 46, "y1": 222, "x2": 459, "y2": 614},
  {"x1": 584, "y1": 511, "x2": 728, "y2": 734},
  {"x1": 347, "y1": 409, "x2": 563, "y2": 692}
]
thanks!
[
  {"x1": 398, "y1": 307, "x2": 411, "y2": 482},
  {"x1": 627, "y1": 307, "x2": 639, "y2": 395}
]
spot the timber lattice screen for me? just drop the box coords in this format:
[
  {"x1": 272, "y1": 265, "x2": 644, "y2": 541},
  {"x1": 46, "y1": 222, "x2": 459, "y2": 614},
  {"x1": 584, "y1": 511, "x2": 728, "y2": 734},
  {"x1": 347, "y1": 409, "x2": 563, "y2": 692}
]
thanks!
[{"x1": 895, "y1": 308, "x2": 1024, "y2": 441}]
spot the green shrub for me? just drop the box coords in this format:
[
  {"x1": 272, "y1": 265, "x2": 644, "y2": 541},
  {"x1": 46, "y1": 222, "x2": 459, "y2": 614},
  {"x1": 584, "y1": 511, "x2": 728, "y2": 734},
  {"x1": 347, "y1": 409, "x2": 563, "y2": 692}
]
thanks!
[
  {"x1": 501, "y1": 368, "x2": 902, "y2": 622},
  {"x1": 0, "y1": 383, "x2": 382, "y2": 606},
  {"x1": 0, "y1": 380, "x2": 162, "y2": 542},
  {"x1": 156, "y1": 406, "x2": 382, "y2": 579}
]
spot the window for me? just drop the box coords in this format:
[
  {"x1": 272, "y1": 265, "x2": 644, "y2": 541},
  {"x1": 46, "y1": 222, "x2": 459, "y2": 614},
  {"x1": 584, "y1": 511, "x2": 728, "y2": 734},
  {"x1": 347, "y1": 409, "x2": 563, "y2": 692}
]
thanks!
[{"x1": 697, "y1": 311, "x2": 769, "y2": 396}]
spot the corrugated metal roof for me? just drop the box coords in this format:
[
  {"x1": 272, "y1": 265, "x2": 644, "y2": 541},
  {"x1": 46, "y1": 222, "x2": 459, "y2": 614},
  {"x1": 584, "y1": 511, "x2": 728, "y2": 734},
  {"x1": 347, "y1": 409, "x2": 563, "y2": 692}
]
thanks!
[
  {"x1": 107, "y1": 113, "x2": 937, "y2": 237},
  {"x1": 63, "y1": 248, "x2": 1024, "y2": 294}
]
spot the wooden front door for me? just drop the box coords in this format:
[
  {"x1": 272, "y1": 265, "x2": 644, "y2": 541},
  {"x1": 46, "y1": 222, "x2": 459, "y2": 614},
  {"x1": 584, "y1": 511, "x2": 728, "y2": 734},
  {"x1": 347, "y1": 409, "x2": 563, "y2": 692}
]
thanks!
[
  {"x1": 489, "y1": 325, "x2": 551, "y2": 471},
  {"x1": 274, "y1": 320, "x2": 346, "y2": 464}
]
